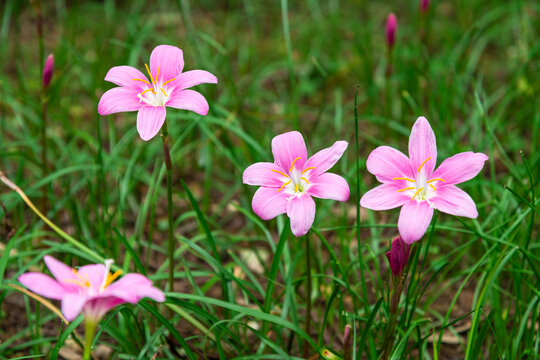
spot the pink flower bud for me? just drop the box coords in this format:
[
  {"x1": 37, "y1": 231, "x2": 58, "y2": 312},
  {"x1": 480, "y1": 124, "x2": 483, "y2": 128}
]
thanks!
[
  {"x1": 386, "y1": 13, "x2": 397, "y2": 49},
  {"x1": 42, "y1": 54, "x2": 54, "y2": 87},
  {"x1": 420, "y1": 0, "x2": 430, "y2": 12},
  {"x1": 386, "y1": 236, "x2": 410, "y2": 275}
]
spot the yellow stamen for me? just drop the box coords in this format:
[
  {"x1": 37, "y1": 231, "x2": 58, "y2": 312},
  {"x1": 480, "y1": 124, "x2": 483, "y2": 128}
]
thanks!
[
  {"x1": 417, "y1": 157, "x2": 432, "y2": 173},
  {"x1": 132, "y1": 78, "x2": 151, "y2": 84},
  {"x1": 412, "y1": 187, "x2": 423, "y2": 201},
  {"x1": 162, "y1": 78, "x2": 176, "y2": 86},
  {"x1": 140, "y1": 88, "x2": 154, "y2": 96},
  {"x1": 430, "y1": 184, "x2": 436, "y2": 191},
  {"x1": 290, "y1": 157, "x2": 301, "y2": 172},
  {"x1": 103, "y1": 270, "x2": 123, "y2": 288},
  {"x1": 156, "y1": 66, "x2": 160, "y2": 82},
  {"x1": 392, "y1": 177, "x2": 415, "y2": 182},
  {"x1": 397, "y1": 187, "x2": 415, "y2": 192},
  {"x1": 277, "y1": 180, "x2": 291, "y2": 192},
  {"x1": 144, "y1": 63, "x2": 154, "y2": 84},
  {"x1": 301, "y1": 177, "x2": 310, "y2": 184},
  {"x1": 63, "y1": 279, "x2": 89, "y2": 287},
  {"x1": 160, "y1": 88, "x2": 168, "y2": 97},
  {"x1": 301, "y1": 167, "x2": 316, "y2": 174},
  {"x1": 271, "y1": 169, "x2": 289, "y2": 178},
  {"x1": 427, "y1": 178, "x2": 446, "y2": 183},
  {"x1": 295, "y1": 184, "x2": 299, "y2": 193}
]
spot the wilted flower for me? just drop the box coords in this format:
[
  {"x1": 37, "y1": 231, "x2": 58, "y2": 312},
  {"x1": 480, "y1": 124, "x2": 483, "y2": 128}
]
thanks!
[
  {"x1": 386, "y1": 13, "x2": 397, "y2": 49},
  {"x1": 98, "y1": 45, "x2": 217, "y2": 141},
  {"x1": 243, "y1": 131, "x2": 350, "y2": 237},
  {"x1": 42, "y1": 54, "x2": 54, "y2": 87},
  {"x1": 18, "y1": 256, "x2": 164, "y2": 321},
  {"x1": 386, "y1": 236, "x2": 410, "y2": 275},
  {"x1": 360, "y1": 116, "x2": 488, "y2": 243}
]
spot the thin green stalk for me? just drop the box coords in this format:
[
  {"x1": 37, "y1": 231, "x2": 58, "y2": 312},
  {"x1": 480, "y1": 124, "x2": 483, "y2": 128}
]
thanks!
[
  {"x1": 160, "y1": 121, "x2": 175, "y2": 293},
  {"x1": 303, "y1": 231, "x2": 312, "y2": 358},
  {"x1": 83, "y1": 319, "x2": 97, "y2": 360}
]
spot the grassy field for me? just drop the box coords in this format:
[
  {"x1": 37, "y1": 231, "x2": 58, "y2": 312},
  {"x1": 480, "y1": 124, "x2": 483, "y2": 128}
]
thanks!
[{"x1": 0, "y1": 0, "x2": 539, "y2": 359}]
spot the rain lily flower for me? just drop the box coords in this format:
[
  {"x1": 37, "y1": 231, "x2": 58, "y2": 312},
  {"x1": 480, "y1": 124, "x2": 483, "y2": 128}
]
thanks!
[
  {"x1": 98, "y1": 44, "x2": 217, "y2": 141},
  {"x1": 386, "y1": 13, "x2": 397, "y2": 49},
  {"x1": 360, "y1": 116, "x2": 488, "y2": 244},
  {"x1": 243, "y1": 131, "x2": 350, "y2": 237},
  {"x1": 18, "y1": 256, "x2": 164, "y2": 321},
  {"x1": 386, "y1": 236, "x2": 410, "y2": 276},
  {"x1": 42, "y1": 54, "x2": 54, "y2": 87}
]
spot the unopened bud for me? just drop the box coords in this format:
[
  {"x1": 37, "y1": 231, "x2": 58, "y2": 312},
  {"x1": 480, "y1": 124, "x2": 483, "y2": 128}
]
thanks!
[
  {"x1": 386, "y1": 13, "x2": 397, "y2": 49},
  {"x1": 386, "y1": 236, "x2": 410, "y2": 276},
  {"x1": 42, "y1": 54, "x2": 54, "y2": 87},
  {"x1": 420, "y1": 0, "x2": 430, "y2": 12}
]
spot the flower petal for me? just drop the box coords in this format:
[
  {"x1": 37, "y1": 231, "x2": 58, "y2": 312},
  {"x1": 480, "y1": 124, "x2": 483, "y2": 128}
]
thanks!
[
  {"x1": 44, "y1": 256, "x2": 75, "y2": 282},
  {"x1": 149, "y1": 45, "x2": 184, "y2": 84},
  {"x1": 307, "y1": 173, "x2": 350, "y2": 201},
  {"x1": 61, "y1": 294, "x2": 87, "y2": 321},
  {"x1": 286, "y1": 195, "x2": 316, "y2": 237},
  {"x1": 136, "y1": 106, "x2": 166, "y2": 141},
  {"x1": 360, "y1": 183, "x2": 411, "y2": 210},
  {"x1": 104, "y1": 65, "x2": 149, "y2": 91},
  {"x1": 365, "y1": 146, "x2": 414, "y2": 183},
  {"x1": 252, "y1": 187, "x2": 288, "y2": 220},
  {"x1": 77, "y1": 264, "x2": 106, "y2": 289},
  {"x1": 98, "y1": 87, "x2": 142, "y2": 115},
  {"x1": 18, "y1": 273, "x2": 67, "y2": 300},
  {"x1": 166, "y1": 89, "x2": 209, "y2": 115},
  {"x1": 176, "y1": 70, "x2": 218, "y2": 90},
  {"x1": 303, "y1": 141, "x2": 348, "y2": 178},
  {"x1": 271, "y1": 131, "x2": 307, "y2": 172},
  {"x1": 430, "y1": 185, "x2": 478, "y2": 218},
  {"x1": 106, "y1": 274, "x2": 165, "y2": 303},
  {"x1": 243, "y1": 162, "x2": 287, "y2": 188},
  {"x1": 431, "y1": 152, "x2": 488, "y2": 185},
  {"x1": 398, "y1": 200, "x2": 434, "y2": 244},
  {"x1": 408, "y1": 116, "x2": 437, "y2": 178}
]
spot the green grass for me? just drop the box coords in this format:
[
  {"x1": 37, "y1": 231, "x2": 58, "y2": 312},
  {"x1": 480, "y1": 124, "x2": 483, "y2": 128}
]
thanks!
[{"x1": 0, "y1": 0, "x2": 539, "y2": 359}]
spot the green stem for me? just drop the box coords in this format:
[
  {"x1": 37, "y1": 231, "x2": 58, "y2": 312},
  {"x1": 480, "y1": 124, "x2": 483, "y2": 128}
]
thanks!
[
  {"x1": 160, "y1": 122, "x2": 175, "y2": 293},
  {"x1": 303, "y1": 231, "x2": 312, "y2": 358},
  {"x1": 83, "y1": 319, "x2": 97, "y2": 360}
]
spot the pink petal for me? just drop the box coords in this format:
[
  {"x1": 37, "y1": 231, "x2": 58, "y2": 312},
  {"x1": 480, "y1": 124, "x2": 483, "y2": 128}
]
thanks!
[
  {"x1": 365, "y1": 146, "x2": 414, "y2": 183},
  {"x1": 166, "y1": 89, "x2": 209, "y2": 115},
  {"x1": 243, "y1": 162, "x2": 286, "y2": 188},
  {"x1": 286, "y1": 195, "x2": 316, "y2": 237},
  {"x1": 77, "y1": 264, "x2": 106, "y2": 290},
  {"x1": 136, "y1": 106, "x2": 166, "y2": 141},
  {"x1": 431, "y1": 152, "x2": 488, "y2": 185},
  {"x1": 252, "y1": 187, "x2": 288, "y2": 220},
  {"x1": 104, "y1": 65, "x2": 149, "y2": 91},
  {"x1": 44, "y1": 256, "x2": 79, "y2": 292},
  {"x1": 83, "y1": 296, "x2": 126, "y2": 321},
  {"x1": 98, "y1": 87, "x2": 142, "y2": 115},
  {"x1": 303, "y1": 141, "x2": 348, "y2": 178},
  {"x1": 18, "y1": 273, "x2": 67, "y2": 300},
  {"x1": 106, "y1": 274, "x2": 165, "y2": 303},
  {"x1": 408, "y1": 116, "x2": 437, "y2": 178},
  {"x1": 398, "y1": 200, "x2": 434, "y2": 244},
  {"x1": 176, "y1": 70, "x2": 218, "y2": 90},
  {"x1": 271, "y1": 131, "x2": 307, "y2": 173},
  {"x1": 360, "y1": 183, "x2": 411, "y2": 210},
  {"x1": 430, "y1": 185, "x2": 478, "y2": 218},
  {"x1": 61, "y1": 293, "x2": 87, "y2": 321},
  {"x1": 307, "y1": 173, "x2": 350, "y2": 201},
  {"x1": 149, "y1": 45, "x2": 184, "y2": 84}
]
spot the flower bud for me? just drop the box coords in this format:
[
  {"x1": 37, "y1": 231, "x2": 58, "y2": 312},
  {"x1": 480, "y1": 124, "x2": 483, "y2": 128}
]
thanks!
[
  {"x1": 42, "y1": 54, "x2": 54, "y2": 87},
  {"x1": 386, "y1": 13, "x2": 397, "y2": 49},
  {"x1": 420, "y1": 0, "x2": 430, "y2": 12},
  {"x1": 386, "y1": 236, "x2": 410, "y2": 276}
]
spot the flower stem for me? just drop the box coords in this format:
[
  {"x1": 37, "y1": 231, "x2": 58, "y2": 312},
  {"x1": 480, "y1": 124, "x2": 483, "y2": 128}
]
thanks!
[
  {"x1": 303, "y1": 231, "x2": 312, "y2": 358},
  {"x1": 83, "y1": 319, "x2": 97, "y2": 360},
  {"x1": 160, "y1": 121, "x2": 175, "y2": 293}
]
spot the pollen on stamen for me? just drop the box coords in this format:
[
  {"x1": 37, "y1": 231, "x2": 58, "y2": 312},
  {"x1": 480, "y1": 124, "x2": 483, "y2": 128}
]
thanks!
[
  {"x1": 140, "y1": 88, "x2": 154, "y2": 96},
  {"x1": 301, "y1": 167, "x2": 316, "y2": 174},
  {"x1": 144, "y1": 63, "x2": 154, "y2": 84},
  {"x1": 397, "y1": 187, "x2": 415, "y2": 192},
  {"x1": 417, "y1": 157, "x2": 432, "y2": 173},
  {"x1": 103, "y1": 270, "x2": 123, "y2": 288},
  {"x1": 427, "y1": 178, "x2": 446, "y2": 183},
  {"x1": 132, "y1": 78, "x2": 151, "y2": 85},
  {"x1": 429, "y1": 184, "x2": 437, "y2": 191},
  {"x1": 392, "y1": 177, "x2": 415, "y2": 182},
  {"x1": 271, "y1": 169, "x2": 289, "y2": 178},
  {"x1": 301, "y1": 177, "x2": 310, "y2": 184},
  {"x1": 162, "y1": 78, "x2": 176, "y2": 86},
  {"x1": 160, "y1": 88, "x2": 168, "y2": 97},
  {"x1": 412, "y1": 187, "x2": 424, "y2": 200},
  {"x1": 290, "y1": 157, "x2": 301, "y2": 171},
  {"x1": 277, "y1": 180, "x2": 291, "y2": 192}
]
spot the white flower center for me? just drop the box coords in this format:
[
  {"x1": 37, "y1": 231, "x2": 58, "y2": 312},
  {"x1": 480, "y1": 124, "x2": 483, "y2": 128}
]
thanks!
[
  {"x1": 133, "y1": 64, "x2": 176, "y2": 107},
  {"x1": 271, "y1": 157, "x2": 317, "y2": 199},
  {"x1": 393, "y1": 157, "x2": 446, "y2": 204}
]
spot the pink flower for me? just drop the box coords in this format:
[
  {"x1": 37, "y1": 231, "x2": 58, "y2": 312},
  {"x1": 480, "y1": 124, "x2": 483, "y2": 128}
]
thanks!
[
  {"x1": 42, "y1": 54, "x2": 54, "y2": 87},
  {"x1": 386, "y1": 13, "x2": 397, "y2": 49},
  {"x1": 360, "y1": 117, "x2": 488, "y2": 244},
  {"x1": 386, "y1": 236, "x2": 410, "y2": 275},
  {"x1": 243, "y1": 131, "x2": 350, "y2": 237},
  {"x1": 18, "y1": 256, "x2": 164, "y2": 321},
  {"x1": 98, "y1": 45, "x2": 217, "y2": 141}
]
